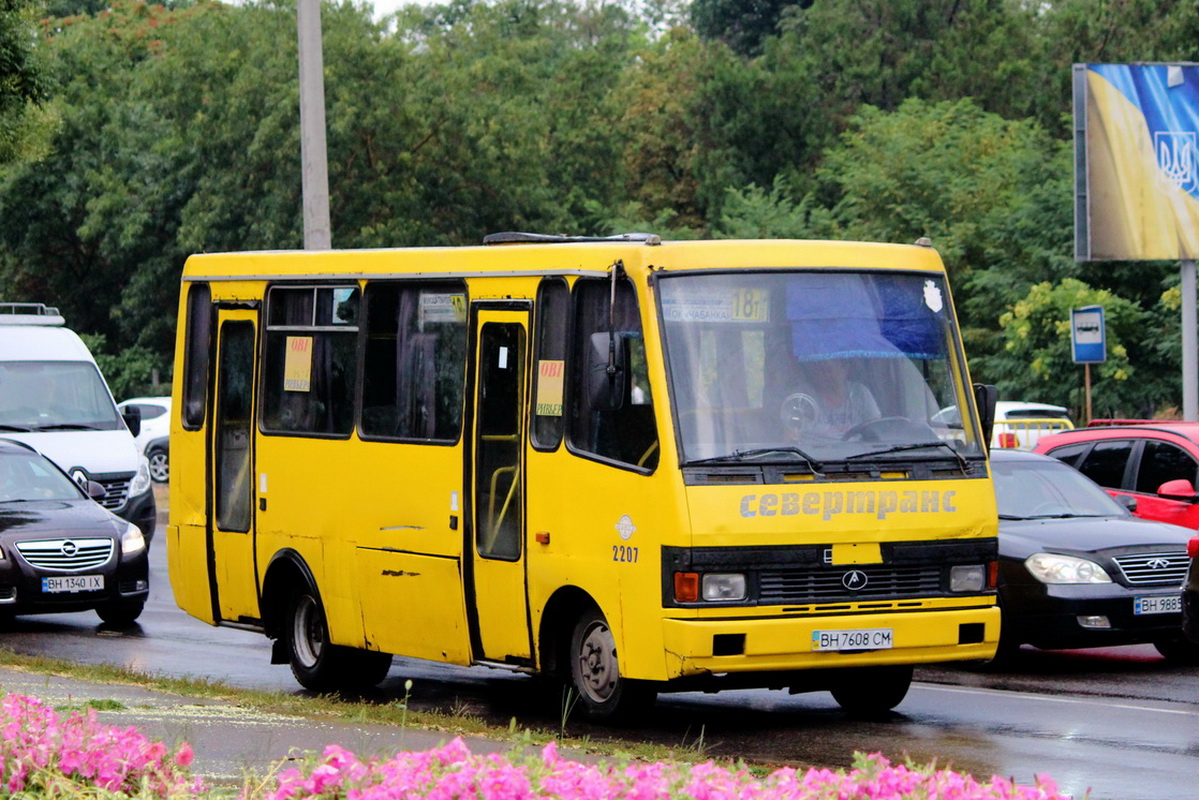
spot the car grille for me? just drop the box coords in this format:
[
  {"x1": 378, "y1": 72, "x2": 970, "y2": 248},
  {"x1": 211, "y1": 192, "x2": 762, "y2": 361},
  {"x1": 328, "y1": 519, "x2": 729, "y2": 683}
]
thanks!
[
  {"x1": 759, "y1": 564, "x2": 943, "y2": 603},
  {"x1": 15, "y1": 538, "x2": 114, "y2": 572},
  {"x1": 93, "y1": 473, "x2": 133, "y2": 511},
  {"x1": 1112, "y1": 552, "x2": 1190, "y2": 586}
]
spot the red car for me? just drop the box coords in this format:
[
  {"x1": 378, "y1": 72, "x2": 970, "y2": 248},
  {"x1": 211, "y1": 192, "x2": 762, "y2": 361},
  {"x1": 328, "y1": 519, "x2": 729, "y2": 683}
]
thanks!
[{"x1": 1034, "y1": 423, "x2": 1199, "y2": 529}]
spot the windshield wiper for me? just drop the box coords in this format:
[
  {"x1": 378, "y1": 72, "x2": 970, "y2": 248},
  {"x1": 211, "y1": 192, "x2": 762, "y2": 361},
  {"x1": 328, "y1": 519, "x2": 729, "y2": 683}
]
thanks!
[
  {"x1": 689, "y1": 446, "x2": 824, "y2": 473},
  {"x1": 0, "y1": 424, "x2": 33, "y2": 432},
  {"x1": 845, "y1": 441, "x2": 969, "y2": 472},
  {"x1": 33, "y1": 423, "x2": 100, "y2": 431}
]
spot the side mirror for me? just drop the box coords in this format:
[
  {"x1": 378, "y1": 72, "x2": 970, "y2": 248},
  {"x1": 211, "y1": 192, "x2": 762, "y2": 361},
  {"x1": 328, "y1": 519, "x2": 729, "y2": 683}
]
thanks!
[
  {"x1": 122, "y1": 404, "x2": 142, "y2": 438},
  {"x1": 87, "y1": 480, "x2": 107, "y2": 500},
  {"x1": 1157, "y1": 479, "x2": 1199, "y2": 502},
  {"x1": 1115, "y1": 493, "x2": 1138, "y2": 513},
  {"x1": 973, "y1": 383, "x2": 997, "y2": 450},
  {"x1": 587, "y1": 331, "x2": 628, "y2": 411}
]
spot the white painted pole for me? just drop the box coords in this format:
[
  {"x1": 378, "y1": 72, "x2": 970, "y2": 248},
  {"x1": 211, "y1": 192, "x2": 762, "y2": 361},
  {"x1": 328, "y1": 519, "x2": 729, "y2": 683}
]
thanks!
[{"x1": 298, "y1": 0, "x2": 331, "y2": 250}]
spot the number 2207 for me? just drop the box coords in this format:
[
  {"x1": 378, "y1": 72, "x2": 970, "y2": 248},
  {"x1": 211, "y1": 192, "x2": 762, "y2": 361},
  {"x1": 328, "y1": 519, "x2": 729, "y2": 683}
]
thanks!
[{"x1": 612, "y1": 545, "x2": 639, "y2": 563}]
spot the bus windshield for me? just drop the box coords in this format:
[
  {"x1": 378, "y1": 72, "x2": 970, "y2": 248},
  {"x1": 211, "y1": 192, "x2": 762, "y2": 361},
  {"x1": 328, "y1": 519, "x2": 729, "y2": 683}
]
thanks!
[{"x1": 658, "y1": 270, "x2": 984, "y2": 465}]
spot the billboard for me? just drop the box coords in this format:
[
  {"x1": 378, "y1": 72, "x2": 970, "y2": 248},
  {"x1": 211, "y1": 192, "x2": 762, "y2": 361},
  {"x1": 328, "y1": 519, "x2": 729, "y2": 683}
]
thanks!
[{"x1": 1074, "y1": 63, "x2": 1199, "y2": 261}]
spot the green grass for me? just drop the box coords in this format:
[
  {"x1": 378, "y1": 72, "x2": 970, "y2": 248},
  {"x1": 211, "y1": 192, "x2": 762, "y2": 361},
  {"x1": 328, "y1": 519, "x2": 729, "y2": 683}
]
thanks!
[{"x1": 0, "y1": 648, "x2": 711, "y2": 766}]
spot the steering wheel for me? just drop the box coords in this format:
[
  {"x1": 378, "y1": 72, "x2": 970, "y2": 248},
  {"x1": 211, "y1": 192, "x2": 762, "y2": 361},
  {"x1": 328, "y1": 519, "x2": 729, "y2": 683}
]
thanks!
[
  {"x1": 843, "y1": 416, "x2": 936, "y2": 443},
  {"x1": 779, "y1": 392, "x2": 819, "y2": 432}
]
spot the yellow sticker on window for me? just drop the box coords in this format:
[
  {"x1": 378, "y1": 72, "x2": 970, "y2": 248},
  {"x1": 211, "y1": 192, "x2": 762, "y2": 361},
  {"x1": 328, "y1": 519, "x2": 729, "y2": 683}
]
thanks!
[
  {"x1": 283, "y1": 336, "x2": 313, "y2": 392},
  {"x1": 535, "y1": 360, "x2": 564, "y2": 416}
]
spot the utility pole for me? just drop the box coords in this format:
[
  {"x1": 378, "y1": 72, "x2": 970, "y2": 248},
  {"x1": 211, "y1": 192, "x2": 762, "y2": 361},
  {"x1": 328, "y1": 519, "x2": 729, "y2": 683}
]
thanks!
[
  {"x1": 297, "y1": 0, "x2": 331, "y2": 250},
  {"x1": 1183, "y1": 259, "x2": 1197, "y2": 420}
]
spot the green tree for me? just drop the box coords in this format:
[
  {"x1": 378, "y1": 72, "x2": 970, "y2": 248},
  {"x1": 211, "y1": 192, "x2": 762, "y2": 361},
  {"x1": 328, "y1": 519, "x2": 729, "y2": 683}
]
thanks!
[
  {"x1": 774, "y1": 0, "x2": 1044, "y2": 126},
  {"x1": 690, "y1": 0, "x2": 808, "y2": 57},
  {"x1": 0, "y1": 0, "x2": 50, "y2": 166},
  {"x1": 815, "y1": 99, "x2": 1069, "y2": 293},
  {"x1": 989, "y1": 278, "x2": 1175, "y2": 418}
]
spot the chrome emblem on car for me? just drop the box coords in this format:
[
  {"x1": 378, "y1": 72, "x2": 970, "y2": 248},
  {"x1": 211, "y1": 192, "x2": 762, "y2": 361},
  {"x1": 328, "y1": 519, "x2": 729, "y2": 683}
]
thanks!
[
  {"x1": 69, "y1": 468, "x2": 88, "y2": 488},
  {"x1": 1147, "y1": 558, "x2": 1171, "y2": 569},
  {"x1": 60, "y1": 540, "x2": 77, "y2": 557},
  {"x1": 842, "y1": 569, "x2": 869, "y2": 591}
]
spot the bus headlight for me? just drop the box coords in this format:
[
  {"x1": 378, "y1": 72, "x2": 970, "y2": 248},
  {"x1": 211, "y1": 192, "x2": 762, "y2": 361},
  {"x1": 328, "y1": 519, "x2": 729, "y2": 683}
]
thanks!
[
  {"x1": 702, "y1": 573, "x2": 747, "y2": 601},
  {"x1": 120, "y1": 521, "x2": 146, "y2": 556},
  {"x1": 1025, "y1": 553, "x2": 1111, "y2": 584},
  {"x1": 949, "y1": 565, "x2": 986, "y2": 592},
  {"x1": 129, "y1": 455, "x2": 152, "y2": 497}
]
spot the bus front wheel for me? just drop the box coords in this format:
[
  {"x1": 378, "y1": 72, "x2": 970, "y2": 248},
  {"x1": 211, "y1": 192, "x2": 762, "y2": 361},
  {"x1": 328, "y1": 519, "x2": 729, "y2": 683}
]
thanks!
[
  {"x1": 568, "y1": 607, "x2": 655, "y2": 721},
  {"x1": 829, "y1": 664, "x2": 912, "y2": 715},
  {"x1": 285, "y1": 586, "x2": 391, "y2": 692}
]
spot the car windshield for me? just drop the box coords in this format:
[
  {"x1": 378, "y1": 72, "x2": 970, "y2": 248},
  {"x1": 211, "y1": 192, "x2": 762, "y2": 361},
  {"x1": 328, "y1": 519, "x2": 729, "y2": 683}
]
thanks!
[
  {"x1": 992, "y1": 457, "x2": 1127, "y2": 519},
  {"x1": 658, "y1": 270, "x2": 984, "y2": 464},
  {"x1": 0, "y1": 450, "x2": 84, "y2": 502},
  {"x1": 0, "y1": 362, "x2": 123, "y2": 431}
]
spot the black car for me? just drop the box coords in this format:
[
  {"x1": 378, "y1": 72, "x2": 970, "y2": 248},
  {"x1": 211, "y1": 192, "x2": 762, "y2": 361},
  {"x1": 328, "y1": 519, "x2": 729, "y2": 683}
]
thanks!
[
  {"x1": 0, "y1": 438, "x2": 149, "y2": 624},
  {"x1": 992, "y1": 449, "x2": 1197, "y2": 663},
  {"x1": 1184, "y1": 534, "x2": 1199, "y2": 645}
]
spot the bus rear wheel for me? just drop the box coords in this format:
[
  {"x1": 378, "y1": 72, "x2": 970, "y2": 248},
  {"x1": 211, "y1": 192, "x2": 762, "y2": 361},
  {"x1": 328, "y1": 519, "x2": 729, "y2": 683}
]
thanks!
[
  {"x1": 829, "y1": 664, "x2": 912, "y2": 715},
  {"x1": 285, "y1": 586, "x2": 391, "y2": 692},
  {"x1": 568, "y1": 607, "x2": 655, "y2": 721}
]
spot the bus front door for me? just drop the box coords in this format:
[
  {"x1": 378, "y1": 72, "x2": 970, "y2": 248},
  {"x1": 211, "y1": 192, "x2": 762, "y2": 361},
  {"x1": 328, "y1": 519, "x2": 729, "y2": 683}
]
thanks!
[
  {"x1": 468, "y1": 308, "x2": 532, "y2": 664},
  {"x1": 209, "y1": 309, "x2": 260, "y2": 624}
]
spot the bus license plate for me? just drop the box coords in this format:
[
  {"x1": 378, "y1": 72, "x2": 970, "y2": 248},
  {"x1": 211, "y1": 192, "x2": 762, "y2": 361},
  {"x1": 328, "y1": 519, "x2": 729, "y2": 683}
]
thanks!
[
  {"x1": 811, "y1": 628, "x2": 893, "y2": 651},
  {"x1": 1134, "y1": 595, "x2": 1181, "y2": 615},
  {"x1": 42, "y1": 575, "x2": 103, "y2": 593}
]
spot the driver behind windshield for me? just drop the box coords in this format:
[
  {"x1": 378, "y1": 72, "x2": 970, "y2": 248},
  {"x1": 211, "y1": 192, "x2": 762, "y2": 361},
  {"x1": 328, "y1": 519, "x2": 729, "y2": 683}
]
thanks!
[{"x1": 781, "y1": 357, "x2": 880, "y2": 442}]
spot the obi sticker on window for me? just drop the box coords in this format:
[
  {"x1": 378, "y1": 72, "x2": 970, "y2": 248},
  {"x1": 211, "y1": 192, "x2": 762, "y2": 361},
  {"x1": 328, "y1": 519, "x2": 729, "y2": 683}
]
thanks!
[
  {"x1": 284, "y1": 336, "x2": 313, "y2": 392},
  {"x1": 536, "y1": 360, "x2": 564, "y2": 416}
]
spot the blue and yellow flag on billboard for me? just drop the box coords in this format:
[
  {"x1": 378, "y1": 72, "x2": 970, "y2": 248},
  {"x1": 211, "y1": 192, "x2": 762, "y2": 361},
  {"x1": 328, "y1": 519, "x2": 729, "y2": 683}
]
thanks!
[{"x1": 1077, "y1": 63, "x2": 1199, "y2": 261}]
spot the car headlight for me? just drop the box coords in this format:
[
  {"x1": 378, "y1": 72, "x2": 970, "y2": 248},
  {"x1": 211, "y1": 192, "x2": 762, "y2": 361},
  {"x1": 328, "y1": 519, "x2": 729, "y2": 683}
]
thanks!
[
  {"x1": 120, "y1": 521, "x2": 146, "y2": 556},
  {"x1": 129, "y1": 455, "x2": 152, "y2": 497},
  {"x1": 1024, "y1": 553, "x2": 1111, "y2": 584}
]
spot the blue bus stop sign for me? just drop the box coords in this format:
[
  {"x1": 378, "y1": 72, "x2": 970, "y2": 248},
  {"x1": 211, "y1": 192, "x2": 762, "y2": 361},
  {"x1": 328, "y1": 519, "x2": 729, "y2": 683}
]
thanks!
[{"x1": 1072, "y1": 306, "x2": 1106, "y2": 364}]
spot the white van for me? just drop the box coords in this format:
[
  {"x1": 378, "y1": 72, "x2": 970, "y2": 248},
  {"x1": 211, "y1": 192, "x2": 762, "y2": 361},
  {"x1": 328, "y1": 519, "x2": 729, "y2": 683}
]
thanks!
[{"x1": 0, "y1": 304, "x2": 156, "y2": 539}]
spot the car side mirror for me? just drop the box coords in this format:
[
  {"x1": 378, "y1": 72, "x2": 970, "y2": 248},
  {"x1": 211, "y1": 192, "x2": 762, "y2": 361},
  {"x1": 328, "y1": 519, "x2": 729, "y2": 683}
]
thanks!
[
  {"x1": 1115, "y1": 494, "x2": 1138, "y2": 513},
  {"x1": 122, "y1": 404, "x2": 142, "y2": 438},
  {"x1": 1157, "y1": 479, "x2": 1199, "y2": 502},
  {"x1": 87, "y1": 480, "x2": 107, "y2": 500}
]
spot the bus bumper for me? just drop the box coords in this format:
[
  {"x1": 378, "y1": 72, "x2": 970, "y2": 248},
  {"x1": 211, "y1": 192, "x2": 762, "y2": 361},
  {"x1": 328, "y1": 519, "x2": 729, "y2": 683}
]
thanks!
[{"x1": 658, "y1": 606, "x2": 999, "y2": 678}]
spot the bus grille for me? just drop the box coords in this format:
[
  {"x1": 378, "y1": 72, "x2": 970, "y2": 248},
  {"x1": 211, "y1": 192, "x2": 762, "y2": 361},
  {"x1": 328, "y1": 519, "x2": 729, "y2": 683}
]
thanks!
[
  {"x1": 15, "y1": 539, "x2": 114, "y2": 571},
  {"x1": 1112, "y1": 552, "x2": 1189, "y2": 586},
  {"x1": 759, "y1": 564, "x2": 943, "y2": 603}
]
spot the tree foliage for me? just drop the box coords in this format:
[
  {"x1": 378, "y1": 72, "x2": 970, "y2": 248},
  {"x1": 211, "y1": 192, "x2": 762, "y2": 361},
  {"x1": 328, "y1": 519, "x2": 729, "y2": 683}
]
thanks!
[
  {"x1": 0, "y1": 0, "x2": 1196, "y2": 416},
  {"x1": 0, "y1": 0, "x2": 50, "y2": 165}
]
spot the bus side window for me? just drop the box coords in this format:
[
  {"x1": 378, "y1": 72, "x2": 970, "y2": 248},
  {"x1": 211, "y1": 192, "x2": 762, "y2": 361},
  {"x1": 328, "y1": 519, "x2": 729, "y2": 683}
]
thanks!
[
  {"x1": 531, "y1": 278, "x2": 569, "y2": 450},
  {"x1": 568, "y1": 278, "x2": 659, "y2": 471},
  {"x1": 182, "y1": 282, "x2": 211, "y2": 430},
  {"x1": 261, "y1": 285, "x2": 358, "y2": 437},
  {"x1": 360, "y1": 282, "x2": 467, "y2": 442}
]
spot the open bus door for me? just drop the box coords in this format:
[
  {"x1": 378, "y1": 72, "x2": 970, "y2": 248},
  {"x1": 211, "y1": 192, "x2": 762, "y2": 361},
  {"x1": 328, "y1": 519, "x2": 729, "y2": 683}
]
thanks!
[
  {"x1": 467, "y1": 305, "x2": 533, "y2": 665},
  {"x1": 209, "y1": 309, "x2": 260, "y2": 623}
]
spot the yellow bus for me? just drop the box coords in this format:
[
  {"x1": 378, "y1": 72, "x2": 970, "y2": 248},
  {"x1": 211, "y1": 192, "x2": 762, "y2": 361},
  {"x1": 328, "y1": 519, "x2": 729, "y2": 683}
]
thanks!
[{"x1": 167, "y1": 233, "x2": 1000, "y2": 719}]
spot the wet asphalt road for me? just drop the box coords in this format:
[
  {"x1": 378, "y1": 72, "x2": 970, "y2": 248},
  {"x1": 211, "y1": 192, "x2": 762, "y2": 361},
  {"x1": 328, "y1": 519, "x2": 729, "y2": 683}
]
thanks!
[{"x1": 0, "y1": 496, "x2": 1195, "y2": 799}]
